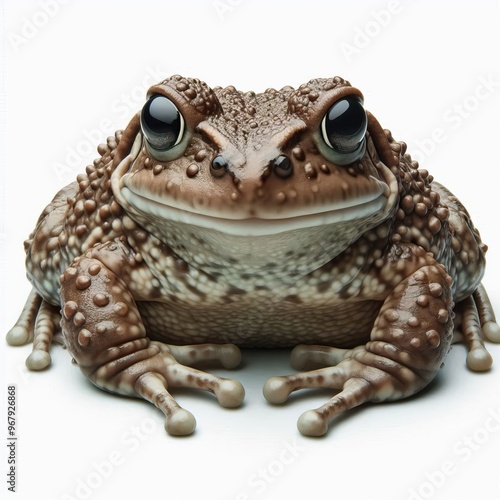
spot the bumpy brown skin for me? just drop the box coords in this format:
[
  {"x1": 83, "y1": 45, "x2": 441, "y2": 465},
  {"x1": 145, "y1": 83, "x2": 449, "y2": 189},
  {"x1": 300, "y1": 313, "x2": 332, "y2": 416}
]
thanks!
[{"x1": 7, "y1": 75, "x2": 500, "y2": 437}]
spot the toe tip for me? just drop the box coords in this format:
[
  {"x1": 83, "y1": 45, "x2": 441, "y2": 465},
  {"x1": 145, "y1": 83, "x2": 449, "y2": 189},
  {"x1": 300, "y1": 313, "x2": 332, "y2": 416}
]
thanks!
[
  {"x1": 26, "y1": 350, "x2": 52, "y2": 371},
  {"x1": 290, "y1": 345, "x2": 309, "y2": 370},
  {"x1": 263, "y1": 377, "x2": 290, "y2": 404},
  {"x1": 165, "y1": 409, "x2": 196, "y2": 436},
  {"x1": 467, "y1": 348, "x2": 493, "y2": 371},
  {"x1": 484, "y1": 321, "x2": 500, "y2": 343},
  {"x1": 220, "y1": 346, "x2": 242, "y2": 370},
  {"x1": 297, "y1": 410, "x2": 328, "y2": 437},
  {"x1": 217, "y1": 380, "x2": 245, "y2": 408},
  {"x1": 6, "y1": 326, "x2": 31, "y2": 346}
]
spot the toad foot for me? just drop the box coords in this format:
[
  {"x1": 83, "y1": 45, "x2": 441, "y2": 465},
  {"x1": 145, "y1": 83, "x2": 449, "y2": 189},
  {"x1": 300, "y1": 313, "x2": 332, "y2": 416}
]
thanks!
[
  {"x1": 59, "y1": 243, "x2": 244, "y2": 436},
  {"x1": 265, "y1": 263, "x2": 456, "y2": 436}
]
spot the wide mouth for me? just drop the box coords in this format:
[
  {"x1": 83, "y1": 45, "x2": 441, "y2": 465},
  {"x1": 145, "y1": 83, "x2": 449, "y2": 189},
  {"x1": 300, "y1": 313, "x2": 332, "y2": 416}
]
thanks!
[
  {"x1": 119, "y1": 184, "x2": 388, "y2": 236},
  {"x1": 111, "y1": 132, "x2": 392, "y2": 237}
]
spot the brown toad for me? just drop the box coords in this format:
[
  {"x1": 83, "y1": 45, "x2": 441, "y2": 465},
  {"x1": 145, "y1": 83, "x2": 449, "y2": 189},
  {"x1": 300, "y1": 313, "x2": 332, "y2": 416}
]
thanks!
[{"x1": 7, "y1": 75, "x2": 500, "y2": 436}]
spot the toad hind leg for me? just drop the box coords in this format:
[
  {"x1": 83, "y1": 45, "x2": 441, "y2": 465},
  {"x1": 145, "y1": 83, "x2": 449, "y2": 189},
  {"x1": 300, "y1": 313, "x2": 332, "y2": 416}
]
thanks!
[
  {"x1": 26, "y1": 299, "x2": 60, "y2": 370},
  {"x1": 6, "y1": 288, "x2": 42, "y2": 347},
  {"x1": 264, "y1": 264, "x2": 455, "y2": 436},
  {"x1": 473, "y1": 283, "x2": 500, "y2": 342},
  {"x1": 60, "y1": 241, "x2": 244, "y2": 436},
  {"x1": 453, "y1": 283, "x2": 500, "y2": 371},
  {"x1": 6, "y1": 288, "x2": 60, "y2": 370}
]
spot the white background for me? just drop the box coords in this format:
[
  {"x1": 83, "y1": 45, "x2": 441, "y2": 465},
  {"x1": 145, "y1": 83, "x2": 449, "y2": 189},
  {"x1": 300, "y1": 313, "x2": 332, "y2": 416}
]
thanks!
[{"x1": 2, "y1": 1, "x2": 500, "y2": 499}]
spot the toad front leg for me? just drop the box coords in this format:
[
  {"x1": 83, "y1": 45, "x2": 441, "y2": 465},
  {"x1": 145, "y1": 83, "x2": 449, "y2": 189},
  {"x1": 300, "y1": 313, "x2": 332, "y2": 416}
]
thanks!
[
  {"x1": 264, "y1": 263, "x2": 457, "y2": 437},
  {"x1": 60, "y1": 240, "x2": 244, "y2": 436}
]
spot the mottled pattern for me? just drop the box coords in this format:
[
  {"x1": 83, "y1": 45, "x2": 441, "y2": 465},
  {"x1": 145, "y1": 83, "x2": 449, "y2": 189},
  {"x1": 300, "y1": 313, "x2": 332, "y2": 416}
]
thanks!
[{"x1": 7, "y1": 75, "x2": 500, "y2": 437}]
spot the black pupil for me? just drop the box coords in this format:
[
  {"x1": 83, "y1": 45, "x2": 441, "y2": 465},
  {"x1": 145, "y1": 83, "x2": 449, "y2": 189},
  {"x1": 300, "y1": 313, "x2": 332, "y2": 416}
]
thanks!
[
  {"x1": 141, "y1": 95, "x2": 182, "y2": 151},
  {"x1": 324, "y1": 97, "x2": 366, "y2": 153}
]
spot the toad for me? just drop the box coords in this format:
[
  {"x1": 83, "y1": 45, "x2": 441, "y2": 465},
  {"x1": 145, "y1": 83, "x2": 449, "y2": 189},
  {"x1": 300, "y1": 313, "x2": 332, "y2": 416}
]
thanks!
[{"x1": 7, "y1": 75, "x2": 500, "y2": 436}]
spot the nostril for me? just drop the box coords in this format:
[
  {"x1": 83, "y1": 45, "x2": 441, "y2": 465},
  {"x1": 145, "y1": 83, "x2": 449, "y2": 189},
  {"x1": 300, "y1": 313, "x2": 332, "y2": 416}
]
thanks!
[
  {"x1": 211, "y1": 155, "x2": 228, "y2": 178},
  {"x1": 273, "y1": 155, "x2": 293, "y2": 178}
]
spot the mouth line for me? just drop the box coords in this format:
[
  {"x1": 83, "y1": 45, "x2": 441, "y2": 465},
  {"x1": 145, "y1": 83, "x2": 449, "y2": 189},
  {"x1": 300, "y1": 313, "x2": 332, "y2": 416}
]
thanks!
[
  {"x1": 119, "y1": 185, "x2": 388, "y2": 236},
  {"x1": 111, "y1": 133, "x2": 391, "y2": 237}
]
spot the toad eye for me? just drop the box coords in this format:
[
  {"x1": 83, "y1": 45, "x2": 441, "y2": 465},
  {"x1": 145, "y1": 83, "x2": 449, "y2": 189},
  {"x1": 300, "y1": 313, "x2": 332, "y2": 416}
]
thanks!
[
  {"x1": 140, "y1": 95, "x2": 185, "y2": 151},
  {"x1": 321, "y1": 96, "x2": 367, "y2": 164}
]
